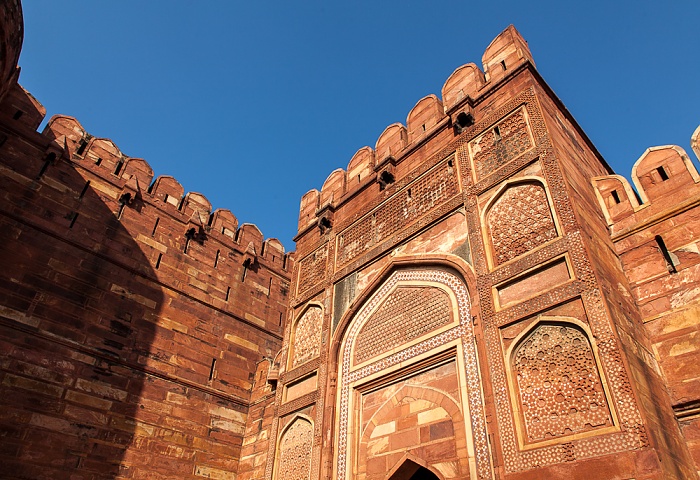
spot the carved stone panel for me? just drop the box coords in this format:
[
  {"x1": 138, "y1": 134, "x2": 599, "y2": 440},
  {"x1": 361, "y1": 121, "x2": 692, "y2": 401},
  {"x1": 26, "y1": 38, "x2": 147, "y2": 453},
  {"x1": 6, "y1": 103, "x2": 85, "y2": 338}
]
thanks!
[
  {"x1": 353, "y1": 286, "x2": 452, "y2": 366},
  {"x1": 336, "y1": 158, "x2": 459, "y2": 269},
  {"x1": 276, "y1": 417, "x2": 313, "y2": 480},
  {"x1": 469, "y1": 107, "x2": 533, "y2": 181},
  {"x1": 291, "y1": 306, "x2": 323, "y2": 369},
  {"x1": 297, "y1": 244, "x2": 328, "y2": 299},
  {"x1": 487, "y1": 181, "x2": 557, "y2": 267},
  {"x1": 511, "y1": 323, "x2": 614, "y2": 445}
]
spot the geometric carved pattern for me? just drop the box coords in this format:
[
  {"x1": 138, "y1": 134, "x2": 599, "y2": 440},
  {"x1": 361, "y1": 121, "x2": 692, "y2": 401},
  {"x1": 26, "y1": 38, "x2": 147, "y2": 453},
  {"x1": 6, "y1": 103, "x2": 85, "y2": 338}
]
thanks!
[
  {"x1": 297, "y1": 243, "x2": 328, "y2": 299},
  {"x1": 487, "y1": 182, "x2": 557, "y2": 266},
  {"x1": 470, "y1": 107, "x2": 533, "y2": 181},
  {"x1": 512, "y1": 323, "x2": 614, "y2": 444},
  {"x1": 277, "y1": 417, "x2": 313, "y2": 480},
  {"x1": 291, "y1": 306, "x2": 323, "y2": 369},
  {"x1": 337, "y1": 158, "x2": 459, "y2": 268},
  {"x1": 353, "y1": 286, "x2": 452, "y2": 365},
  {"x1": 470, "y1": 92, "x2": 647, "y2": 472}
]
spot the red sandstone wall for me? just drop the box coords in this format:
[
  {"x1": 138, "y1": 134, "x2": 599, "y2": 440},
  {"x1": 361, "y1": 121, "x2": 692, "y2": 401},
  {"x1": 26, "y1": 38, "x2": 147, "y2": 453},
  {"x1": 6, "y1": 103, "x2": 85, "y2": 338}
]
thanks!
[
  {"x1": 0, "y1": 0, "x2": 22, "y2": 103},
  {"x1": 534, "y1": 85, "x2": 697, "y2": 477},
  {"x1": 0, "y1": 81, "x2": 292, "y2": 479},
  {"x1": 592, "y1": 131, "x2": 700, "y2": 474}
]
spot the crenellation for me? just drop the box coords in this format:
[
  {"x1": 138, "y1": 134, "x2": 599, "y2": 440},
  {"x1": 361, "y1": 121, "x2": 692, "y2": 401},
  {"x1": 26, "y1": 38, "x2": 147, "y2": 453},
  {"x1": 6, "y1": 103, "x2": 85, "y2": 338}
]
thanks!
[
  {"x1": 592, "y1": 133, "x2": 700, "y2": 237},
  {"x1": 346, "y1": 146, "x2": 375, "y2": 187},
  {"x1": 481, "y1": 24, "x2": 535, "y2": 82},
  {"x1": 319, "y1": 167, "x2": 346, "y2": 208},
  {"x1": 406, "y1": 94, "x2": 445, "y2": 143},
  {"x1": 122, "y1": 157, "x2": 154, "y2": 190},
  {"x1": 298, "y1": 188, "x2": 320, "y2": 233},
  {"x1": 375, "y1": 122, "x2": 408, "y2": 164},
  {"x1": 299, "y1": 25, "x2": 539, "y2": 238},
  {"x1": 441, "y1": 63, "x2": 485, "y2": 112}
]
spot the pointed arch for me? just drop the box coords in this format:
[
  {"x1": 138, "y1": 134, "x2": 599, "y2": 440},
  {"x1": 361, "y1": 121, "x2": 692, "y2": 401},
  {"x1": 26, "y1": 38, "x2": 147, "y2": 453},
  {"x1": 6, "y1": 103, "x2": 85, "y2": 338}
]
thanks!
[
  {"x1": 287, "y1": 302, "x2": 324, "y2": 370},
  {"x1": 331, "y1": 255, "x2": 492, "y2": 480},
  {"x1": 273, "y1": 414, "x2": 314, "y2": 480},
  {"x1": 505, "y1": 316, "x2": 618, "y2": 449},
  {"x1": 330, "y1": 253, "x2": 478, "y2": 360},
  {"x1": 386, "y1": 453, "x2": 445, "y2": 480},
  {"x1": 481, "y1": 176, "x2": 560, "y2": 269}
]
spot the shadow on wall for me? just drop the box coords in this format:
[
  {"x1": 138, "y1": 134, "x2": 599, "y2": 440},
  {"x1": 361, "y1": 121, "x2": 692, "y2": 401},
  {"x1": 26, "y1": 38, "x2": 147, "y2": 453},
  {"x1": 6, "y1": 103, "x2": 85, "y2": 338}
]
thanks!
[{"x1": 0, "y1": 83, "x2": 163, "y2": 479}]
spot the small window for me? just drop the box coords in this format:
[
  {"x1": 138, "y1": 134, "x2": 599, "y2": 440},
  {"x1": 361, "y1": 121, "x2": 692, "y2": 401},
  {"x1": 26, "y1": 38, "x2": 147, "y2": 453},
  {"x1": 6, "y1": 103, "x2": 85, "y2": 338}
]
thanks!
[
  {"x1": 655, "y1": 235, "x2": 677, "y2": 274},
  {"x1": 76, "y1": 139, "x2": 88, "y2": 156},
  {"x1": 114, "y1": 159, "x2": 124, "y2": 176},
  {"x1": 379, "y1": 170, "x2": 395, "y2": 190},
  {"x1": 494, "y1": 125, "x2": 501, "y2": 141},
  {"x1": 79, "y1": 180, "x2": 91, "y2": 199},
  {"x1": 611, "y1": 190, "x2": 621, "y2": 204},
  {"x1": 656, "y1": 166, "x2": 669, "y2": 181}
]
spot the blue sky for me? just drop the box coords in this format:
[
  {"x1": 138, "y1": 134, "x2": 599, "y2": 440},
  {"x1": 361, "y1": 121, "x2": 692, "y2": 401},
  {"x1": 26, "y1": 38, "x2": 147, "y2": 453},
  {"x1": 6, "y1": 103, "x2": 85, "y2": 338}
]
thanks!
[{"x1": 18, "y1": 2, "x2": 700, "y2": 250}]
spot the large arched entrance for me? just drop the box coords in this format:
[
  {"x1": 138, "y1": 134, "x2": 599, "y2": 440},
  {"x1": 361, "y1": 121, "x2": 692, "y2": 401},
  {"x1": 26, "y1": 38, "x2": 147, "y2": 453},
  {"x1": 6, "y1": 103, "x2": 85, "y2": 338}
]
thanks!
[{"x1": 333, "y1": 267, "x2": 492, "y2": 480}]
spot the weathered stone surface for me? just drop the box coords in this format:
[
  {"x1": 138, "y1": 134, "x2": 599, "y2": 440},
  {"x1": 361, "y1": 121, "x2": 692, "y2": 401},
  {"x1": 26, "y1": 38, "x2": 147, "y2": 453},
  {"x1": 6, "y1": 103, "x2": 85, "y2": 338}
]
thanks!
[{"x1": 1, "y1": 5, "x2": 700, "y2": 480}]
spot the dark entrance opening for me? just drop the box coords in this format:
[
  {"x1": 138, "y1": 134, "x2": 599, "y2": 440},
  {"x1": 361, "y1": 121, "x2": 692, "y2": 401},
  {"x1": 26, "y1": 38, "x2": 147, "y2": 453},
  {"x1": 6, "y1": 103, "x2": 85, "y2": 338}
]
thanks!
[{"x1": 387, "y1": 459, "x2": 441, "y2": 480}]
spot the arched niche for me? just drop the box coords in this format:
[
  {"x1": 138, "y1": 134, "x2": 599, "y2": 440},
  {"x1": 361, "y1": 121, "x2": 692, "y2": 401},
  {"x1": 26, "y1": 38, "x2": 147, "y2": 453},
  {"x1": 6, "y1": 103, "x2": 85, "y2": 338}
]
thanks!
[
  {"x1": 482, "y1": 177, "x2": 559, "y2": 269},
  {"x1": 506, "y1": 317, "x2": 617, "y2": 449},
  {"x1": 273, "y1": 415, "x2": 314, "y2": 480}
]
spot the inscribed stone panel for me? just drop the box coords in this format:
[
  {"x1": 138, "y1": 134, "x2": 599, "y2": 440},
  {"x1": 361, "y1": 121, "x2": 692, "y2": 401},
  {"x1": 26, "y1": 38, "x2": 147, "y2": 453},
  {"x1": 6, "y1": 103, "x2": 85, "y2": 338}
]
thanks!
[
  {"x1": 291, "y1": 307, "x2": 323, "y2": 369},
  {"x1": 353, "y1": 286, "x2": 452, "y2": 365},
  {"x1": 487, "y1": 182, "x2": 557, "y2": 266},
  {"x1": 512, "y1": 324, "x2": 613, "y2": 444},
  {"x1": 277, "y1": 417, "x2": 313, "y2": 480}
]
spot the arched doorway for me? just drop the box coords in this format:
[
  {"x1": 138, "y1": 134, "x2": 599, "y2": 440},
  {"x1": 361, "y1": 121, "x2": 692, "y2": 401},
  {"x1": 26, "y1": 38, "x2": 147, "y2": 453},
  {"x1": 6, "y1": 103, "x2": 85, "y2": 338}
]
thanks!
[
  {"x1": 333, "y1": 267, "x2": 492, "y2": 479},
  {"x1": 387, "y1": 459, "x2": 441, "y2": 480}
]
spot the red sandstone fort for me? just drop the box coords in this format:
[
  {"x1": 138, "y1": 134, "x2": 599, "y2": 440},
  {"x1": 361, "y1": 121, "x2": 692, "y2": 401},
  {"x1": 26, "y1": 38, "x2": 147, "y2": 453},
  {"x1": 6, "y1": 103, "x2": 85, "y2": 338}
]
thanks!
[{"x1": 1, "y1": 2, "x2": 700, "y2": 479}]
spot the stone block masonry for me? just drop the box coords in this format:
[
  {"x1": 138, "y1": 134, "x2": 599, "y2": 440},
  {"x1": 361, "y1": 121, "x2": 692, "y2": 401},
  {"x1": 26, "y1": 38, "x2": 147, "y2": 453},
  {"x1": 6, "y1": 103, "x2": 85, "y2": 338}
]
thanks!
[
  {"x1": 0, "y1": 10, "x2": 293, "y2": 474},
  {"x1": 3, "y1": 2, "x2": 700, "y2": 479}
]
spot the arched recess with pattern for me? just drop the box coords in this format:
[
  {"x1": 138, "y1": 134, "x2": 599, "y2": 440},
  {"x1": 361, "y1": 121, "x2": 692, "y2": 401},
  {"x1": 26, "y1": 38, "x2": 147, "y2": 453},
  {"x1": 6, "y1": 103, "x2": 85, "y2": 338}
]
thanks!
[
  {"x1": 287, "y1": 303, "x2": 323, "y2": 370},
  {"x1": 273, "y1": 415, "x2": 314, "y2": 480},
  {"x1": 329, "y1": 256, "x2": 493, "y2": 480},
  {"x1": 482, "y1": 177, "x2": 559, "y2": 269},
  {"x1": 506, "y1": 317, "x2": 618, "y2": 449}
]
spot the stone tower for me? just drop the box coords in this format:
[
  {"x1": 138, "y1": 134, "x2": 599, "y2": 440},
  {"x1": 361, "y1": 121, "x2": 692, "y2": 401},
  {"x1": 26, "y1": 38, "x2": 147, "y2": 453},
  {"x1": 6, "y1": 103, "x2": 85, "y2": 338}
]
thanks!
[{"x1": 265, "y1": 26, "x2": 698, "y2": 480}]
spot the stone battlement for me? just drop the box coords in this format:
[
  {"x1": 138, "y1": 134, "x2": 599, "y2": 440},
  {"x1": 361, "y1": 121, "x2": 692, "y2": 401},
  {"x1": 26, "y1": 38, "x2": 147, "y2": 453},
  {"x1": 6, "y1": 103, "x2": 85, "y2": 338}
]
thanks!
[
  {"x1": 297, "y1": 25, "x2": 535, "y2": 235},
  {"x1": 592, "y1": 126, "x2": 700, "y2": 239}
]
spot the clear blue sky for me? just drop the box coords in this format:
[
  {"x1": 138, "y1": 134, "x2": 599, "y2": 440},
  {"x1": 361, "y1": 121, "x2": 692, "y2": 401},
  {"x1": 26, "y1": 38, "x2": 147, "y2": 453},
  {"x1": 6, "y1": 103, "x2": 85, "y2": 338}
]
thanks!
[{"x1": 18, "y1": 2, "x2": 700, "y2": 250}]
